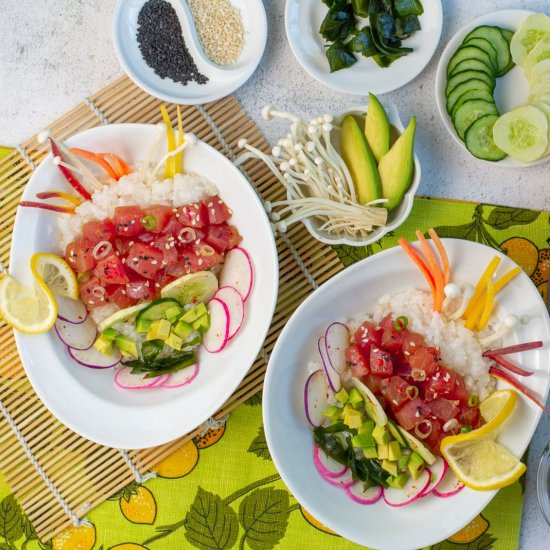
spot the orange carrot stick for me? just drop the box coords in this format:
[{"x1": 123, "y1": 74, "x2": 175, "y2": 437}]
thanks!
[
  {"x1": 428, "y1": 228, "x2": 450, "y2": 285},
  {"x1": 416, "y1": 230, "x2": 444, "y2": 312},
  {"x1": 398, "y1": 237, "x2": 436, "y2": 294},
  {"x1": 70, "y1": 148, "x2": 118, "y2": 180},
  {"x1": 101, "y1": 153, "x2": 131, "y2": 177}
]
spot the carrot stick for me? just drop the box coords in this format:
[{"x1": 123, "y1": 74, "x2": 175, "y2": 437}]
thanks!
[
  {"x1": 428, "y1": 228, "x2": 450, "y2": 284},
  {"x1": 100, "y1": 153, "x2": 131, "y2": 178},
  {"x1": 463, "y1": 256, "x2": 501, "y2": 319},
  {"x1": 477, "y1": 278, "x2": 495, "y2": 330},
  {"x1": 416, "y1": 230, "x2": 444, "y2": 312},
  {"x1": 70, "y1": 148, "x2": 118, "y2": 180},
  {"x1": 398, "y1": 238, "x2": 436, "y2": 294}
]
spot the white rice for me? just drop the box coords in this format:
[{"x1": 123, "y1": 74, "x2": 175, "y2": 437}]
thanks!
[
  {"x1": 58, "y1": 170, "x2": 218, "y2": 251},
  {"x1": 358, "y1": 289, "x2": 496, "y2": 401}
]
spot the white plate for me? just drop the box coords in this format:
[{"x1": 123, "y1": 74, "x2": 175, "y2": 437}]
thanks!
[
  {"x1": 435, "y1": 9, "x2": 550, "y2": 168},
  {"x1": 11, "y1": 124, "x2": 278, "y2": 449},
  {"x1": 285, "y1": 0, "x2": 442, "y2": 95},
  {"x1": 113, "y1": 0, "x2": 267, "y2": 105},
  {"x1": 263, "y1": 239, "x2": 550, "y2": 550}
]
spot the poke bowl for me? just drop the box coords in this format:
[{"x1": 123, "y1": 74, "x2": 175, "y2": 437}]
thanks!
[{"x1": 9, "y1": 117, "x2": 278, "y2": 449}]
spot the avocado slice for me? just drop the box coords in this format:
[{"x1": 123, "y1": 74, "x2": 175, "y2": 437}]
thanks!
[
  {"x1": 115, "y1": 335, "x2": 139, "y2": 358},
  {"x1": 343, "y1": 407, "x2": 363, "y2": 429},
  {"x1": 348, "y1": 387, "x2": 363, "y2": 408},
  {"x1": 408, "y1": 452, "x2": 425, "y2": 480},
  {"x1": 147, "y1": 319, "x2": 172, "y2": 341},
  {"x1": 381, "y1": 459, "x2": 398, "y2": 476},
  {"x1": 363, "y1": 447, "x2": 378, "y2": 459},
  {"x1": 165, "y1": 331, "x2": 183, "y2": 351},
  {"x1": 365, "y1": 93, "x2": 391, "y2": 162},
  {"x1": 93, "y1": 336, "x2": 114, "y2": 356},
  {"x1": 372, "y1": 424, "x2": 391, "y2": 445},
  {"x1": 388, "y1": 440, "x2": 402, "y2": 461},
  {"x1": 322, "y1": 405, "x2": 342, "y2": 420},
  {"x1": 378, "y1": 116, "x2": 416, "y2": 212},
  {"x1": 377, "y1": 444, "x2": 389, "y2": 460},
  {"x1": 352, "y1": 433, "x2": 376, "y2": 449},
  {"x1": 387, "y1": 472, "x2": 409, "y2": 489},
  {"x1": 181, "y1": 303, "x2": 208, "y2": 324},
  {"x1": 340, "y1": 114, "x2": 382, "y2": 205},
  {"x1": 335, "y1": 387, "x2": 349, "y2": 405},
  {"x1": 173, "y1": 319, "x2": 193, "y2": 340},
  {"x1": 351, "y1": 377, "x2": 388, "y2": 426}
]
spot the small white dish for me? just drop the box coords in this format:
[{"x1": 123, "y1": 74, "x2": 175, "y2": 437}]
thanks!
[
  {"x1": 113, "y1": 0, "x2": 267, "y2": 105},
  {"x1": 11, "y1": 124, "x2": 279, "y2": 449},
  {"x1": 304, "y1": 100, "x2": 420, "y2": 247},
  {"x1": 435, "y1": 9, "x2": 550, "y2": 168},
  {"x1": 263, "y1": 239, "x2": 550, "y2": 549},
  {"x1": 285, "y1": 0, "x2": 442, "y2": 95}
]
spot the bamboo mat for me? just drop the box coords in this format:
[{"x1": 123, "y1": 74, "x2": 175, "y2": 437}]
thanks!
[{"x1": 0, "y1": 76, "x2": 344, "y2": 542}]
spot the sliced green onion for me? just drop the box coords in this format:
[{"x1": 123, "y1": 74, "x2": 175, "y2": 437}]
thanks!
[
  {"x1": 394, "y1": 316, "x2": 409, "y2": 331},
  {"x1": 467, "y1": 394, "x2": 479, "y2": 407},
  {"x1": 141, "y1": 215, "x2": 157, "y2": 231},
  {"x1": 406, "y1": 385, "x2": 418, "y2": 400},
  {"x1": 461, "y1": 425, "x2": 472, "y2": 433}
]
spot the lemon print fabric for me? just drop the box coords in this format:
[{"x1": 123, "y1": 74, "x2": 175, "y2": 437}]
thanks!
[
  {"x1": 154, "y1": 439, "x2": 199, "y2": 478},
  {"x1": 52, "y1": 524, "x2": 96, "y2": 550},
  {"x1": 119, "y1": 485, "x2": 157, "y2": 525}
]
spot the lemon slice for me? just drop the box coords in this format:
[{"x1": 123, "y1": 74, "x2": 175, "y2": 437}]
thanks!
[
  {"x1": 31, "y1": 253, "x2": 79, "y2": 299},
  {"x1": 479, "y1": 389, "x2": 517, "y2": 425}
]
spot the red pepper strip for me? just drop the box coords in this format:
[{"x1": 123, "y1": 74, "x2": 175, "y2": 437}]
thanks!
[
  {"x1": 100, "y1": 153, "x2": 131, "y2": 178},
  {"x1": 70, "y1": 148, "x2": 118, "y2": 180},
  {"x1": 483, "y1": 341, "x2": 543, "y2": 357},
  {"x1": 36, "y1": 191, "x2": 81, "y2": 206},
  {"x1": 491, "y1": 356, "x2": 534, "y2": 377},
  {"x1": 20, "y1": 201, "x2": 75, "y2": 214},
  {"x1": 398, "y1": 238, "x2": 436, "y2": 294},
  {"x1": 489, "y1": 366, "x2": 547, "y2": 412},
  {"x1": 48, "y1": 139, "x2": 92, "y2": 200}
]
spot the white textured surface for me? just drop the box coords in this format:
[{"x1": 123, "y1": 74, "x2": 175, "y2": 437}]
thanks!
[{"x1": 0, "y1": 0, "x2": 549, "y2": 544}]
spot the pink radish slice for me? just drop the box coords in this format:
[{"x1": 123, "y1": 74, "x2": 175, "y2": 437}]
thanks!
[
  {"x1": 219, "y1": 247, "x2": 253, "y2": 301},
  {"x1": 160, "y1": 364, "x2": 199, "y2": 388},
  {"x1": 433, "y1": 466, "x2": 464, "y2": 498},
  {"x1": 55, "y1": 317, "x2": 97, "y2": 350},
  {"x1": 114, "y1": 367, "x2": 167, "y2": 389},
  {"x1": 313, "y1": 446, "x2": 347, "y2": 478},
  {"x1": 321, "y1": 468, "x2": 354, "y2": 488},
  {"x1": 318, "y1": 337, "x2": 341, "y2": 393},
  {"x1": 304, "y1": 370, "x2": 330, "y2": 427},
  {"x1": 383, "y1": 468, "x2": 431, "y2": 507},
  {"x1": 345, "y1": 482, "x2": 383, "y2": 505},
  {"x1": 203, "y1": 298, "x2": 230, "y2": 353},
  {"x1": 325, "y1": 322, "x2": 350, "y2": 375},
  {"x1": 214, "y1": 286, "x2": 244, "y2": 339},
  {"x1": 421, "y1": 458, "x2": 448, "y2": 497},
  {"x1": 68, "y1": 346, "x2": 121, "y2": 369},
  {"x1": 56, "y1": 296, "x2": 88, "y2": 324}
]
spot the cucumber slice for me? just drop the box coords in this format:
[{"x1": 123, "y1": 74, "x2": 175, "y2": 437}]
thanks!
[
  {"x1": 160, "y1": 271, "x2": 219, "y2": 305},
  {"x1": 445, "y1": 80, "x2": 493, "y2": 114},
  {"x1": 531, "y1": 101, "x2": 550, "y2": 154},
  {"x1": 97, "y1": 303, "x2": 150, "y2": 332},
  {"x1": 445, "y1": 70, "x2": 495, "y2": 96},
  {"x1": 528, "y1": 80, "x2": 550, "y2": 102},
  {"x1": 351, "y1": 377, "x2": 388, "y2": 427},
  {"x1": 397, "y1": 426, "x2": 436, "y2": 465},
  {"x1": 528, "y1": 58, "x2": 550, "y2": 87},
  {"x1": 451, "y1": 88, "x2": 495, "y2": 119},
  {"x1": 496, "y1": 28, "x2": 516, "y2": 76},
  {"x1": 510, "y1": 13, "x2": 550, "y2": 67},
  {"x1": 524, "y1": 34, "x2": 550, "y2": 77},
  {"x1": 493, "y1": 105, "x2": 549, "y2": 162},
  {"x1": 453, "y1": 99, "x2": 499, "y2": 140},
  {"x1": 447, "y1": 45, "x2": 495, "y2": 77},
  {"x1": 464, "y1": 114, "x2": 507, "y2": 161},
  {"x1": 462, "y1": 37, "x2": 499, "y2": 72},
  {"x1": 135, "y1": 297, "x2": 182, "y2": 325},
  {"x1": 448, "y1": 58, "x2": 494, "y2": 79},
  {"x1": 463, "y1": 26, "x2": 512, "y2": 76},
  {"x1": 387, "y1": 419, "x2": 407, "y2": 447}
]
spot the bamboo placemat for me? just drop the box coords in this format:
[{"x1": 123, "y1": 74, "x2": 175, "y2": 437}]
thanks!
[{"x1": 0, "y1": 75, "x2": 344, "y2": 542}]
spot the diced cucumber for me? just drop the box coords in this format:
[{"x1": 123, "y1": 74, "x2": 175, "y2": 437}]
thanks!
[
  {"x1": 451, "y1": 88, "x2": 495, "y2": 120},
  {"x1": 510, "y1": 13, "x2": 550, "y2": 66},
  {"x1": 464, "y1": 115, "x2": 507, "y2": 161},
  {"x1": 461, "y1": 37, "x2": 499, "y2": 71},
  {"x1": 463, "y1": 26, "x2": 512, "y2": 76},
  {"x1": 445, "y1": 80, "x2": 493, "y2": 114},
  {"x1": 493, "y1": 105, "x2": 549, "y2": 162},
  {"x1": 524, "y1": 35, "x2": 550, "y2": 77},
  {"x1": 447, "y1": 45, "x2": 495, "y2": 77},
  {"x1": 445, "y1": 70, "x2": 495, "y2": 96},
  {"x1": 448, "y1": 58, "x2": 494, "y2": 79},
  {"x1": 453, "y1": 99, "x2": 499, "y2": 140}
]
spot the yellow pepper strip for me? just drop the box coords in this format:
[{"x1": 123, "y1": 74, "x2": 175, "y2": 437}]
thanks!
[
  {"x1": 175, "y1": 105, "x2": 184, "y2": 175},
  {"x1": 161, "y1": 106, "x2": 176, "y2": 179},
  {"x1": 35, "y1": 191, "x2": 82, "y2": 206},
  {"x1": 493, "y1": 266, "x2": 522, "y2": 293},
  {"x1": 463, "y1": 256, "x2": 500, "y2": 319},
  {"x1": 465, "y1": 292, "x2": 486, "y2": 330},
  {"x1": 478, "y1": 278, "x2": 495, "y2": 330}
]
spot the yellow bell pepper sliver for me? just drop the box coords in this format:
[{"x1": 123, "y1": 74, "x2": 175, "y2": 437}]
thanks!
[
  {"x1": 494, "y1": 266, "x2": 522, "y2": 293},
  {"x1": 176, "y1": 105, "x2": 185, "y2": 175},
  {"x1": 478, "y1": 278, "x2": 495, "y2": 330},
  {"x1": 463, "y1": 256, "x2": 500, "y2": 319},
  {"x1": 161, "y1": 105, "x2": 176, "y2": 179}
]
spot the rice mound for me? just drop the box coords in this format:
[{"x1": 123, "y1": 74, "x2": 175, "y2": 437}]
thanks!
[{"x1": 369, "y1": 289, "x2": 495, "y2": 401}]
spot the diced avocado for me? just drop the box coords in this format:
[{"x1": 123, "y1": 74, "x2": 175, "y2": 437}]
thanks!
[
  {"x1": 378, "y1": 116, "x2": 416, "y2": 212},
  {"x1": 165, "y1": 331, "x2": 183, "y2": 351},
  {"x1": 340, "y1": 114, "x2": 382, "y2": 205},
  {"x1": 322, "y1": 405, "x2": 342, "y2": 420},
  {"x1": 348, "y1": 388, "x2": 363, "y2": 408},
  {"x1": 358, "y1": 420, "x2": 375, "y2": 436},
  {"x1": 377, "y1": 444, "x2": 389, "y2": 460},
  {"x1": 100, "y1": 327, "x2": 118, "y2": 342},
  {"x1": 165, "y1": 305, "x2": 183, "y2": 323},
  {"x1": 388, "y1": 440, "x2": 402, "y2": 461},
  {"x1": 136, "y1": 318, "x2": 152, "y2": 334},
  {"x1": 351, "y1": 377, "x2": 387, "y2": 426},
  {"x1": 381, "y1": 459, "x2": 398, "y2": 476},
  {"x1": 335, "y1": 387, "x2": 349, "y2": 404},
  {"x1": 181, "y1": 303, "x2": 208, "y2": 324},
  {"x1": 388, "y1": 419, "x2": 407, "y2": 447},
  {"x1": 365, "y1": 92, "x2": 391, "y2": 162},
  {"x1": 93, "y1": 336, "x2": 114, "y2": 356},
  {"x1": 352, "y1": 433, "x2": 376, "y2": 449},
  {"x1": 387, "y1": 472, "x2": 409, "y2": 489},
  {"x1": 147, "y1": 319, "x2": 171, "y2": 341},
  {"x1": 372, "y1": 424, "x2": 391, "y2": 445},
  {"x1": 363, "y1": 447, "x2": 378, "y2": 459},
  {"x1": 115, "y1": 335, "x2": 138, "y2": 358},
  {"x1": 408, "y1": 452, "x2": 425, "y2": 481},
  {"x1": 398, "y1": 453, "x2": 410, "y2": 471},
  {"x1": 173, "y1": 320, "x2": 193, "y2": 340},
  {"x1": 192, "y1": 313, "x2": 210, "y2": 333},
  {"x1": 343, "y1": 408, "x2": 363, "y2": 429}
]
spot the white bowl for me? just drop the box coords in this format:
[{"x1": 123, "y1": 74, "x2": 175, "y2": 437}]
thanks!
[
  {"x1": 263, "y1": 239, "x2": 550, "y2": 549},
  {"x1": 285, "y1": 0, "x2": 443, "y2": 95},
  {"x1": 435, "y1": 8, "x2": 550, "y2": 168},
  {"x1": 11, "y1": 124, "x2": 279, "y2": 449},
  {"x1": 302, "y1": 100, "x2": 420, "y2": 247},
  {"x1": 113, "y1": 0, "x2": 267, "y2": 105}
]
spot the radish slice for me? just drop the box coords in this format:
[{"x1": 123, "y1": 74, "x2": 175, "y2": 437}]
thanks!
[
  {"x1": 214, "y1": 286, "x2": 244, "y2": 339},
  {"x1": 433, "y1": 467, "x2": 464, "y2": 498},
  {"x1": 324, "y1": 322, "x2": 350, "y2": 374},
  {"x1": 345, "y1": 482, "x2": 383, "y2": 505},
  {"x1": 68, "y1": 346, "x2": 121, "y2": 369},
  {"x1": 55, "y1": 317, "x2": 97, "y2": 350},
  {"x1": 203, "y1": 298, "x2": 230, "y2": 353},
  {"x1": 313, "y1": 446, "x2": 347, "y2": 478},
  {"x1": 56, "y1": 296, "x2": 88, "y2": 324},
  {"x1": 383, "y1": 468, "x2": 431, "y2": 507},
  {"x1": 160, "y1": 364, "x2": 199, "y2": 388},
  {"x1": 421, "y1": 458, "x2": 448, "y2": 497},
  {"x1": 304, "y1": 370, "x2": 330, "y2": 427},
  {"x1": 321, "y1": 468, "x2": 354, "y2": 488},
  {"x1": 219, "y1": 247, "x2": 253, "y2": 301},
  {"x1": 319, "y1": 337, "x2": 341, "y2": 392},
  {"x1": 114, "y1": 366, "x2": 168, "y2": 389}
]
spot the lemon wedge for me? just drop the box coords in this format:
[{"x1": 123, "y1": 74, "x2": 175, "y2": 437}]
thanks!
[
  {"x1": 31, "y1": 253, "x2": 79, "y2": 299},
  {"x1": 440, "y1": 389, "x2": 525, "y2": 490}
]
